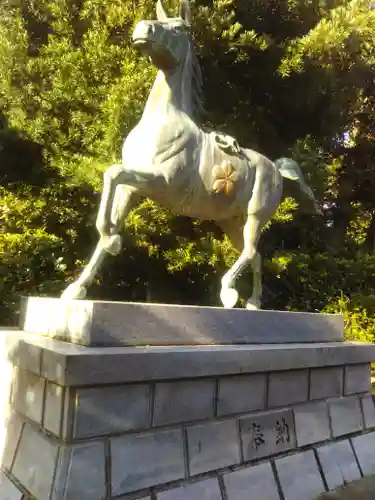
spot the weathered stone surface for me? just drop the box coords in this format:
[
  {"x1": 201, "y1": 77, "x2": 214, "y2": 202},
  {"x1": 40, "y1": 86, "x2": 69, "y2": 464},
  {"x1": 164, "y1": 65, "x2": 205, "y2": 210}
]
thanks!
[
  {"x1": 1, "y1": 412, "x2": 23, "y2": 470},
  {"x1": 310, "y1": 366, "x2": 343, "y2": 400},
  {"x1": 21, "y1": 297, "x2": 344, "y2": 346},
  {"x1": 268, "y1": 370, "x2": 309, "y2": 408},
  {"x1": 187, "y1": 420, "x2": 240, "y2": 476},
  {"x1": 276, "y1": 450, "x2": 326, "y2": 500},
  {"x1": 111, "y1": 429, "x2": 185, "y2": 495},
  {"x1": 116, "y1": 497, "x2": 151, "y2": 500},
  {"x1": 157, "y1": 478, "x2": 222, "y2": 500},
  {"x1": 73, "y1": 384, "x2": 150, "y2": 438},
  {"x1": 8, "y1": 331, "x2": 375, "y2": 387},
  {"x1": 294, "y1": 401, "x2": 330, "y2": 446},
  {"x1": 0, "y1": 470, "x2": 23, "y2": 500},
  {"x1": 11, "y1": 368, "x2": 45, "y2": 424},
  {"x1": 43, "y1": 382, "x2": 64, "y2": 436},
  {"x1": 61, "y1": 389, "x2": 74, "y2": 441},
  {"x1": 328, "y1": 396, "x2": 363, "y2": 437},
  {"x1": 217, "y1": 374, "x2": 266, "y2": 416},
  {"x1": 153, "y1": 379, "x2": 214, "y2": 426},
  {"x1": 12, "y1": 423, "x2": 58, "y2": 500},
  {"x1": 0, "y1": 334, "x2": 14, "y2": 413},
  {"x1": 317, "y1": 440, "x2": 361, "y2": 490},
  {"x1": 52, "y1": 442, "x2": 106, "y2": 500},
  {"x1": 6, "y1": 331, "x2": 42, "y2": 375},
  {"x1": 351, "y1": 431, "x2": 375, "y2": 475},
  {"x1": 344, "y1": 364, "x2": 371, "y2": 395},
  {"x1": 21, "y1": 296, "x2": 93, "y2": 344},
  {"x1": 223, "y1": 462, "x2": 280, "y2": 500},
  {"x1": 360, "y1": 394, "x2": 375, "y2": 429},
  {"x1": 240, "y1": 408, "x2": 296, "y2": 461}
]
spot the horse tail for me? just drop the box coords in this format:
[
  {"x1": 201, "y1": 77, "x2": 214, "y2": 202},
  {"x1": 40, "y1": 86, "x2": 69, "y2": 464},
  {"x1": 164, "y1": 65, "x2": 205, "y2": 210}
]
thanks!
[{"x1": 275, "y1": 157, "x2": 323, "y2": 216}]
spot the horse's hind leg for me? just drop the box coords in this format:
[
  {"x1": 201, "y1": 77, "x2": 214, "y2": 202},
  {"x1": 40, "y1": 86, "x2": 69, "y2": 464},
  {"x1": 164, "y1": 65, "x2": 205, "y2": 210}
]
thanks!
[
  {"x1": 220, "y1": 214, "x2": 264, "y2": 309},
  {"x1": 246, "y1": 248, "x2": 262, "y2": 310},
  {"x1": 61, "y1": 185, "x2": 138, "y2": 299}
]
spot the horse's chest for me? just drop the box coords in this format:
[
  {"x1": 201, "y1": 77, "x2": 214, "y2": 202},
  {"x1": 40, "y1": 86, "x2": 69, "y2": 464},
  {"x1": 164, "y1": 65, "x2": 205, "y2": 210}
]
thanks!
[{"x1": 122, "y1": 120, "x2": 193, "y2": 170}]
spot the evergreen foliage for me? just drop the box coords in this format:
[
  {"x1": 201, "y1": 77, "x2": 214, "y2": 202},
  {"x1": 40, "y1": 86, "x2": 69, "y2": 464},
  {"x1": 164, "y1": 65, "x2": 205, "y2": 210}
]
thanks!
[{"x1": 0, "y1": 0, "x2": 375, "y2": 342}]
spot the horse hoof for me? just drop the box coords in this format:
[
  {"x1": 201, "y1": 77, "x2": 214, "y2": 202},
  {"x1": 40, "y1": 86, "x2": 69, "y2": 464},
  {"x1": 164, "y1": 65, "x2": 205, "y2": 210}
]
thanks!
[
  {"x1": 101, "y1": 235, "x2": 122, "y2": 256},
  {"x1": 220, "y1": 287, "x2": 239, "y2": 308},
  {"x1": 61, "y1": 283, "x2": 87, "y2": 300},
  {"x1": 246, "y1": 298, "x2": 261, "y2": 310}
]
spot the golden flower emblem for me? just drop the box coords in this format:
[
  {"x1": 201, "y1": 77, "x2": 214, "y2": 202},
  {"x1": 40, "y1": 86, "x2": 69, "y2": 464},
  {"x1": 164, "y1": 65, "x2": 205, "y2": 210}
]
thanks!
[{"x1": 212, "y1": 161, "x2": 238, "y2": 196}]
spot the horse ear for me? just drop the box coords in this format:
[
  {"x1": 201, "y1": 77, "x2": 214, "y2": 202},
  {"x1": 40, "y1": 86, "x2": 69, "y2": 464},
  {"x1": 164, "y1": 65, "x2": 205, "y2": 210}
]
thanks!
[
  {"x1": 156, "y1": 0, "x2": 168, "y2": 21},
  {"x1": 179, "y1": 0, "x2": 192, "y2": 25}
]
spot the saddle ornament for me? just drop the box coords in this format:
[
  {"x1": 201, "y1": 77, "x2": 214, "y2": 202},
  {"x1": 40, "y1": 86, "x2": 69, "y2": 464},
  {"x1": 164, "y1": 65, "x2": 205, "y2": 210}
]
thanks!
[
  {"x1": 212, "y1": 160, "x2": 238, "y2": 196},
  {"x1": 213, "y1": 132, "x2": 241, "y2": 156}
]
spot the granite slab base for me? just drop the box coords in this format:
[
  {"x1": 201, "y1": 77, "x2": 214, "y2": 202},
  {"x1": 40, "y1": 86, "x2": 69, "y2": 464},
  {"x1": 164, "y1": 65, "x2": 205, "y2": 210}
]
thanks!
[
  {"x1": 1, "y1": 329, "x2": 375, "y2": 500},
  {"x1": 20, "y1": 297, "x2": 344, "y2": 346}
]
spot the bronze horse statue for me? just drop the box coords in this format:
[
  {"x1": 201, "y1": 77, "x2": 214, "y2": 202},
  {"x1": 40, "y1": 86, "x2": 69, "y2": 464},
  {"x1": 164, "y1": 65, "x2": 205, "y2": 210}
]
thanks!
[{"x1": 62, "y1": 0, "x2": 322, "y2": 309}]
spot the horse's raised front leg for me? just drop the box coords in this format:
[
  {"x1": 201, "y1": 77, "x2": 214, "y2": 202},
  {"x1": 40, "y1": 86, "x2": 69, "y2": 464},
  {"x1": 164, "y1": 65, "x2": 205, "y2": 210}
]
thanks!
[
  {"x1": 96, "y1": 164, "x2": 129, "y2": 254},
  {"x1": 61, "y1": 184, "x2": 139, "y2": 300},
  {"x1": 220, "y1": 214, "x2": 263, "y2": 309},
  {"x1": 62, "y1": 163, "x2": 162, "y2": 299}
]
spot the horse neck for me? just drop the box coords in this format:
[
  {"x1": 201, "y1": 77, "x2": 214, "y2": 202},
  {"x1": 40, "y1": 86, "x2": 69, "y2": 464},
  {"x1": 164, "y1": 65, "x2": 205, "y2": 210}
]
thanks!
[{"x1": 141, "y1": 50, "x2": 195, "y2": 122}]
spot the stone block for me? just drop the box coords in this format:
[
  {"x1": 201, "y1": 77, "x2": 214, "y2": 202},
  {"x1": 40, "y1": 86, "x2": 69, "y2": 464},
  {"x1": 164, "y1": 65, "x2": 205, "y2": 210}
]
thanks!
[
  {"x1": 43, "y1": 382, "x2": 64, "y2": 436},
  {"x1": 0, "y1": 471, "x2": 23, "y2": 500},
  {"x1": 73, "y1": 384, "x2": 150, "y2": 438},
  {"x1": 187, "y1": 420, "x2": 240, "y2": 476},
  {"x1": 223, "y1": 462, "x2": 280, "y2": 500},
  {"x1": 310, "y1": 367, "x2": 343, "y2": 400},
  {"x1": 11, "y1": 368, "x2": 45, "y2": 424},
  {"x1": 351, "y1": 431, "x2": 375, "y2": 475},
  {"x1": 328, "y1": 396, "x2": 363, "y2": 437},
  {"x1": 268, "y1": 370, "x2": 308, "y2": 408},
  {"x1": 52, "y1": 442, "x2": 106, "y2": 500},
  {"x1": 1, "y1": 412, "x2": 24, "y2": 470},
  {"x1": 317, "y1": 440, "x2": 361, "y2": 490},
  {"x1": 6, "y1": 332, "x2": 42, "y2": 375},
  {"x1": 61, "y1": 389, "x2": 74, "y2": 441},
  {"x1": 361, "y1": 394, "x2": 375, "y2": 429},
  {"x1": 12, "y1": 423, "x2": 58, "y2": 500},
  {"x1": 344, "y1": 364, "x2": 371, "y2": 395},
  {"x1": 157, "y1": 478, "x2": 222, "y2": 500},
  {"x1": 217, "y1": 374, "x2": 266, "y2": 416},
  {"x1": 294, "y1": 401, "x2": 331, "y2": 447},
  {"x1": 22, "y1": 296, "x2": 93, "y2": 343},
  {"x1": 153, "y1": 379, "x2": 214, "y2": 426},
  {"x1": 240, "y1": 408, "x2": 296, "y2": 461},
  {"x1": 275, "y1": 450, "x2": 326, "y2": 500},
  {"x1": 111, "y1": 428, "x2": 185, "y2": 496},
  {"x1": 21, "y1": 297, "x2": 344, "y2": 346},
  {"x1": 14, "y1": 331, "x2": 375, "y2": 387}
]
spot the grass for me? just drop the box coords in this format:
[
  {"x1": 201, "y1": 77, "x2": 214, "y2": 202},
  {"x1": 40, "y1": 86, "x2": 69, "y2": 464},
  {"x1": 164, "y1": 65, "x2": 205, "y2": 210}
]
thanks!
[{"x1": 317, "y1": 476, "x2": 375, "y2": 499}]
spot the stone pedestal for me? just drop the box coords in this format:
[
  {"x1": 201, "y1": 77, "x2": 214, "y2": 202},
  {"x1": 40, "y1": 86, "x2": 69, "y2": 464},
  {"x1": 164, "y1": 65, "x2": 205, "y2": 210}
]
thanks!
[{"x1": 1, "y1": 299, "x2": 375, "y2": 500}]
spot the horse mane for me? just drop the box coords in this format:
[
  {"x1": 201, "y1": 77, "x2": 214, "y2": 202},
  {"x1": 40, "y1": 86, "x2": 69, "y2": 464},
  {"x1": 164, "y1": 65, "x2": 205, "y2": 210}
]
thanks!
[{"x1": 188, "y1": 35, "x2": 205, "y2": 122}]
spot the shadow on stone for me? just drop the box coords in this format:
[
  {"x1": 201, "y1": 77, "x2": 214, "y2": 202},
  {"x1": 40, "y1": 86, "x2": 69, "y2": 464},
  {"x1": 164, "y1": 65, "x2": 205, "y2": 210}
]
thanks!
[{"x1": 317, "y1": 475, "x2": 375, "y2": 499}]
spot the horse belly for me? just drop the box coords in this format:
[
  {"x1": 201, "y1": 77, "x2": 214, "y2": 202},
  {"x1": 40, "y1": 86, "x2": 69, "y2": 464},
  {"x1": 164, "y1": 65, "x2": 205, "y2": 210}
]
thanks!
[
  {"x1": 186, "y1": 153, "x2": 256, "y2": 220},
  {"x1": 164, "y1": 170, "x2": 253, "y2": 220}
]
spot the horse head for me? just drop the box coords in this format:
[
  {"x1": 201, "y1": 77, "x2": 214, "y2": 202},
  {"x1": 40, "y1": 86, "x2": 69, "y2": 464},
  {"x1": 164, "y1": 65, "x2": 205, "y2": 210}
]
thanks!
[{"x1": 132, "y1": 0, "x2": 193, "y2": 72}]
